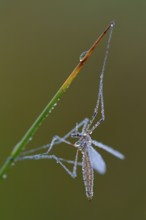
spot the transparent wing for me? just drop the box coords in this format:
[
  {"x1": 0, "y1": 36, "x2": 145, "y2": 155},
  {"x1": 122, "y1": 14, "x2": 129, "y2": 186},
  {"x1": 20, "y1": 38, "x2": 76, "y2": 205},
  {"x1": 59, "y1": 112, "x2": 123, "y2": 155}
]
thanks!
[
  {"x1": 92, "y1": 140, "x2": 125, "y2": 160},
  {"x1": 88, "y1": 146, "x2": 106, "y2": 174}
]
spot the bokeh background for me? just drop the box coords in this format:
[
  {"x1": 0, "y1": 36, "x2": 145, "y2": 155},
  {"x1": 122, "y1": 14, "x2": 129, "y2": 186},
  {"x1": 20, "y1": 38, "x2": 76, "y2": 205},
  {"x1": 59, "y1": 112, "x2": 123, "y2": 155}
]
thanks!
[{"x1": 0, "y1": 0, "x2": 146, "y2": 220}]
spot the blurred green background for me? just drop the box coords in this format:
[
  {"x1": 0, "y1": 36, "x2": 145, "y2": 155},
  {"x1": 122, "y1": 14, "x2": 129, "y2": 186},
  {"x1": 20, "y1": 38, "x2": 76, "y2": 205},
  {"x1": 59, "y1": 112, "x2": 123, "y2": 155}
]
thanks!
[{"x1": 0, "y1": 0, "x2": 146, "y2": 219}]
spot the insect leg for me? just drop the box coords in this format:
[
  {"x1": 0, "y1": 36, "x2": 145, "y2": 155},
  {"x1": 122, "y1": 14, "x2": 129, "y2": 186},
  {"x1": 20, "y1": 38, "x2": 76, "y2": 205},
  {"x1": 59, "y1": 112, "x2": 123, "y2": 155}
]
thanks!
[
  {"x1": 86, "y1": 23, "x2": 114, "y2": 133},
  {"x1": 21, "y1": 118, "x2": 89, "y2": 156},
  {"x1": 62, "y1": 118, "x2": 89, "y2": 139},
  {"x1": 17, "y1": 150, "x2": 80, "y2": 178},
  {"x1": 45, "y1": 135, "x2": 73, "y2": 154}
]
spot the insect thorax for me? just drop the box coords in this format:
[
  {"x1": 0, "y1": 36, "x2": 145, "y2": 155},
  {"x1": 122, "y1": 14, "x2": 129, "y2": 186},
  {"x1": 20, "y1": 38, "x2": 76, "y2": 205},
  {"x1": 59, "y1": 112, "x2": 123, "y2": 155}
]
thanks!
[{"x1": 74, "y1": 134, "x2": 92, "y2": 151}]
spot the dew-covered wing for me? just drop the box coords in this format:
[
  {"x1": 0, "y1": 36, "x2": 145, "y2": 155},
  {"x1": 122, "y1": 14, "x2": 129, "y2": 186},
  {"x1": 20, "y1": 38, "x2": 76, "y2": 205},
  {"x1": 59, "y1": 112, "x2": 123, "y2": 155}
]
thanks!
[
  {"x1": 93, "y1": 140, "x2": 125, "y2": 160},
  {"x1": 88, "y1": 146, "x2": 106, "y2": 174}
]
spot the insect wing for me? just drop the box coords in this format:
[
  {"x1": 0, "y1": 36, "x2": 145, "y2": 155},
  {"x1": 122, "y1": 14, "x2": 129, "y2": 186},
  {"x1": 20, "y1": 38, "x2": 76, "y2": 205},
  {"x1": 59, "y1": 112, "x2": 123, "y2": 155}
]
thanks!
[
  {"x1": 93, "y1": 140, "x2": 125, "y2": 160},
  {"x1": 88, "y1": 146, "x2": 106, "y2": 174}
]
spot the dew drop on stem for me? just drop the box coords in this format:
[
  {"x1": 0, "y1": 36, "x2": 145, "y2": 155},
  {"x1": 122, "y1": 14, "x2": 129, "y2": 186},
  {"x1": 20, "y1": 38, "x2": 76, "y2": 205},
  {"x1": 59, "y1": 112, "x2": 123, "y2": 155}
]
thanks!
[
  {"x1": 2, "y1": 174, "x2": 7, "y2": 179},
  {"x1": 29, "y1": 137, "x2": 33, "y2": 141},
  {"x1": 79, "y1": 51, "x2": 87, "y2": 62}
]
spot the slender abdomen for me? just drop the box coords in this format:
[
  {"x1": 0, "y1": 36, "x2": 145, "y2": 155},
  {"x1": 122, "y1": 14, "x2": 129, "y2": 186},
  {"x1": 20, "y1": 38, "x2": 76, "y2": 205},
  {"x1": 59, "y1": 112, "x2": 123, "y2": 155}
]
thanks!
[{"x1": 82, "y1": 149, "x2": 94, "y2": 200}]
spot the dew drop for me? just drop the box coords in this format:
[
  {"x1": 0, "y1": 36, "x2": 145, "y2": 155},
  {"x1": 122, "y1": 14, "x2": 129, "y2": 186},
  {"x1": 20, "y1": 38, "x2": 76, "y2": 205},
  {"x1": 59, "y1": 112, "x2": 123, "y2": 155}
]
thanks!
[
  {"x1": 29, "y1": 137, "x2": 33, "y2": 141},
  {"x1": 35, "y1": 155, "x2": 40, "y2": 160},
  {"x1": 2, "y1": 174, "x2": 7, "y2": 179},
  {"x1": 110, "y1": 20, "x2": 115, "y2": 27},
  {"x1": 79, "y1": 51, "x2": 87, "y2": 62}
]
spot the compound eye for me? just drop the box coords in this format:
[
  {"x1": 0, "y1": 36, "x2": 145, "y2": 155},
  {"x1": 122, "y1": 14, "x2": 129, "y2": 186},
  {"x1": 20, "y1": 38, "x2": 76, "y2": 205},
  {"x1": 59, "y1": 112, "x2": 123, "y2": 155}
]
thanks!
[
  {"x1": 71, "y1": 133, "x2": 76, "y2": 138},
  {"x1": 71, "y1": 132, "x2": 81, "y2": 138},
  {"x1": 75, "y1": 141, "x2": 81, "y2": 147}
]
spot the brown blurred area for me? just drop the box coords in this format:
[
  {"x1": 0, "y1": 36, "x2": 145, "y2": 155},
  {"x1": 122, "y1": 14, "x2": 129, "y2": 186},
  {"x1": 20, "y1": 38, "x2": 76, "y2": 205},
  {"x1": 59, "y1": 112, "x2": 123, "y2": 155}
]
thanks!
[{"x1": 0, "y1": 1, "x2": 146, "y2": 220}]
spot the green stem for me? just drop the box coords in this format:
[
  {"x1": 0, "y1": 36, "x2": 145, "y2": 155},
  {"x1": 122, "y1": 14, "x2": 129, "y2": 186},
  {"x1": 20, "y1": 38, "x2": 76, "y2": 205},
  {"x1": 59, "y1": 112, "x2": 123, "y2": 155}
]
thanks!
[{"x1": 0, "y1": 22, "x2": 112, "y2": 179}]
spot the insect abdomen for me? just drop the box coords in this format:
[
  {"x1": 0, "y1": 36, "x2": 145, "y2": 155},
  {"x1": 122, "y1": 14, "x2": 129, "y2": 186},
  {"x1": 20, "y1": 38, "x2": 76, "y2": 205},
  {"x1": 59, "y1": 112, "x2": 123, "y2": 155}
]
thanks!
[{"x1": 82, "y1": 149, "x2": 94, "y2": 200}]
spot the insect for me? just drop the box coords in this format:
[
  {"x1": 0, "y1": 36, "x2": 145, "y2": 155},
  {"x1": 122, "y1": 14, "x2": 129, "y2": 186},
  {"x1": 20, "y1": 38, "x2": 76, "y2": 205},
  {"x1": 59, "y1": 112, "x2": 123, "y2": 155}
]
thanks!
[{"x1": 17, "y1": 21, "x2": 125, "y2": 200}]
